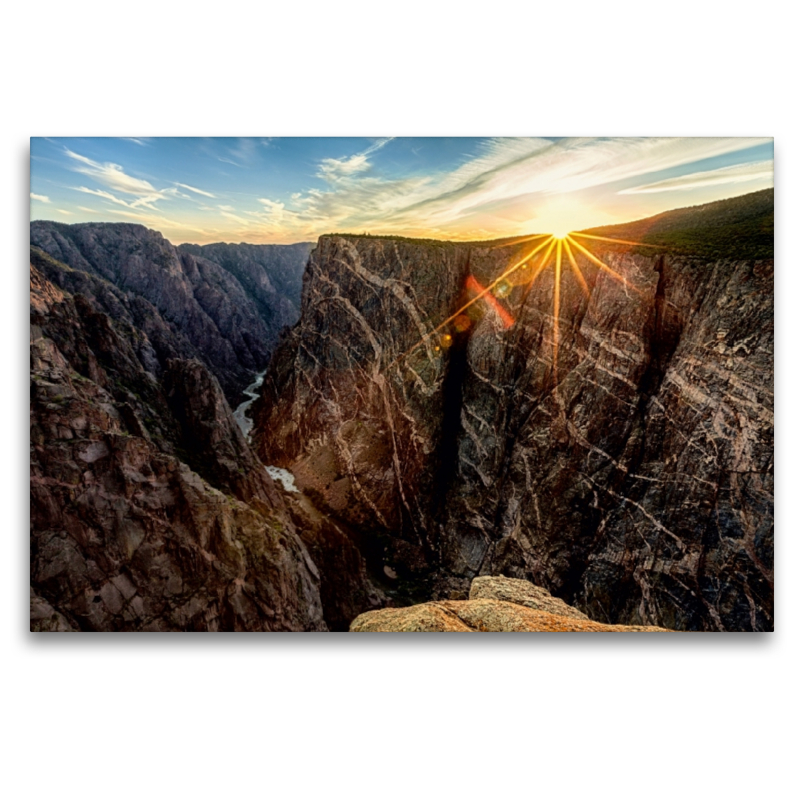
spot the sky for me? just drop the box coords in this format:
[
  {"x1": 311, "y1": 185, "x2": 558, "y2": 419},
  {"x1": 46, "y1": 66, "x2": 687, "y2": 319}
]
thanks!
[{"x1": 30, "y1": 137, "x2": 774, "y2": 245}]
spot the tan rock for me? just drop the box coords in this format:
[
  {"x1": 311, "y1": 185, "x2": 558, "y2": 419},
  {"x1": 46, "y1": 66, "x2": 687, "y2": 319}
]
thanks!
[
  {"x1": 350, "y1": 598, "x2": 672, "y2": 632},
  {"x1": 469, "y1": 575, "x2": 590, "y2": 620}
]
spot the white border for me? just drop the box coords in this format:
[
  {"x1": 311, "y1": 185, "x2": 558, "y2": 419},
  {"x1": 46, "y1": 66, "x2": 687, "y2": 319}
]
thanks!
[{"x1": 4, "y1": 3, "x2": 796, "y2": 798}]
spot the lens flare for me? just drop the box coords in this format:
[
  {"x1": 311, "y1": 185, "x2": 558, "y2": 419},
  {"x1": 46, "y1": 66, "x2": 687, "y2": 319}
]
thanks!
[{"x1": 393, "y1": 225, "x2": 645, "y2": 383}]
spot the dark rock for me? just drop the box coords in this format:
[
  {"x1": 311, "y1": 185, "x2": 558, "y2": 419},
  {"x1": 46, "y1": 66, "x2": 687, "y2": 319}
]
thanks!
[
  {"x1": 30, "y1": 264, "x2": 326, "y2": 631},
  {"x1": 257, "y1": 192, "x2": 773, "y2": 632},
  {"x1": 30, "y1": 222, "x2": 311, "y2": 404}
]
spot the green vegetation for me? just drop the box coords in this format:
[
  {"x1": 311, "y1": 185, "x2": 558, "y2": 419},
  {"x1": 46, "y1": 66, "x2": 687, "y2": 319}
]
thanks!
[
  {"x1": 30, "y1": 245, "x2": 75, "y2": 274},
  {"x1": 580, "y1": 188, "x2": 773, "y2": 261}
]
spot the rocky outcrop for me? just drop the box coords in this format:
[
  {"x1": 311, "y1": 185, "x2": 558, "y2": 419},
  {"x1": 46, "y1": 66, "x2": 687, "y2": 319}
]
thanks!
[
  {"x1": 469, "y1": 575, "x2": 589, "y2": 620},
  {"x1": 162, "y1": 359, "x2": 283, "y2": 509},
  {"x1": 350, "y1": 577, "x2": 671, "y2": 632},
  {"x1": 30, "y1": 222, "x2": 311, "y2": 403},
  {"x1": 30, "y1": 264, "x2": 327, "y2": 631},
  {"x1": 256, "y1": 192, "x2": 773, "y2": 631}
]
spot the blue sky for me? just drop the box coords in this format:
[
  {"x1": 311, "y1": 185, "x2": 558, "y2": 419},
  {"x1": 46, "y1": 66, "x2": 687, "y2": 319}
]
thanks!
[{"x1": 30, "y1": 137, "x2": 773, "y2": 244}]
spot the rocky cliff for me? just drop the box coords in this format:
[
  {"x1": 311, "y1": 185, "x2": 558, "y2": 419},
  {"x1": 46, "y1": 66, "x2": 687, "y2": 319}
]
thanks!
[
  {"x1": 254, "y1": 191, "x2": 774, "y2": 631},
  {"x1": 30, "y1": 222, "x2": 311, "y2": 404},
  {"x1": 30, "y1": 261, "x2": 381, "y2": 631}
]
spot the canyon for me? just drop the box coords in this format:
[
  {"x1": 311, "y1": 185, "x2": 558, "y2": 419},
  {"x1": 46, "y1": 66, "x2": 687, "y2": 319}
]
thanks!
[{"x1": 30, "y1": 190, "x2": 774, "y2": 631}]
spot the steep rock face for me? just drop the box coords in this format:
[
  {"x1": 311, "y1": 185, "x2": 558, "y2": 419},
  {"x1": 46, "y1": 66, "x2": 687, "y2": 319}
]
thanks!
[
  {"x1": 162, "y1": 359, "x2": 283, "y2": 509},
  {"x1": 255, "y1": 212, "x2": 773, "y2": 631},
  {"x1": 30, "y1": 222, "x2": 310, "y2": 403},
  {"x1": 178, "y1": 241, "x2": 311, "y2": 333},
  {"x1": 280, "y1": 492, "x2": 385, "y2": 631},
  {"x1": 30, "y1": 264, "x2": 326, "y2": 631}
]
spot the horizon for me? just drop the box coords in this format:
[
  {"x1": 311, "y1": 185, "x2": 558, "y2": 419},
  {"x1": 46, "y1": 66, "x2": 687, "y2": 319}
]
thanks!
[
  {"x1": 30, "y1": 137, "x2": 774, "y2": 246},
  {"x1": 30, "y1": 185, "x2": 774, "y2": 250}
]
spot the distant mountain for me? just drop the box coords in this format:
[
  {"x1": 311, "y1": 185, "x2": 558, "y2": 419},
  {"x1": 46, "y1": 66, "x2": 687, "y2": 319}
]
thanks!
[
  {"x1": 29, "y1": 222, "x2": 311, "y2": 403},
  {"x1": 178, "y1": 241, "x2": 312, "y2": 331},
  {"x1": 582, "y1": 187, "x2": 773, "y2": 260}
]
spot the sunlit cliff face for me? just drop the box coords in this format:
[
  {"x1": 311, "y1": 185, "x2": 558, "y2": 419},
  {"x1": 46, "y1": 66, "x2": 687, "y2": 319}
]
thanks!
[{"x1": 398, "y1": 227, "x2": 656, "y2": 380}]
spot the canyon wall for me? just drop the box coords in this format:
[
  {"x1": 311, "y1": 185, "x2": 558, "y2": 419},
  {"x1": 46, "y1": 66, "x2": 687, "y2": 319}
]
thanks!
[
  {"x1": 253, "y1": 229, "x2": 773, "y2": 631},
  {"x1": 30, "y1": 222, "x2": 311, "y2": 403},
  {"x1": 30, "y1": 260, "x2": 380, "y2": 631}
]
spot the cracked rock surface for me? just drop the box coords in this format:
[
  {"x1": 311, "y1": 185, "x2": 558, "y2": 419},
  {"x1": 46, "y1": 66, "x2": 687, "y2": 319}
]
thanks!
[
  {"x1": 30, "y1": 222, "x2": 311, "y2": 404},
  {"x1": 30, "y1": 263, "x2": 332, "y2": 631},
  {"x1": 350, "y1": 577, "x2": 671, "y2": 632},
  {"x1": 256, "y1": 197, "x2": 773, "y2": 631}
]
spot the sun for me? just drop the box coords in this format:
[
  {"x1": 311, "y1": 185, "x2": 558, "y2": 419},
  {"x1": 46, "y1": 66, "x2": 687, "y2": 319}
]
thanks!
[{"x1": 394, "y1": 225, "x2": 657, "y2": 386}]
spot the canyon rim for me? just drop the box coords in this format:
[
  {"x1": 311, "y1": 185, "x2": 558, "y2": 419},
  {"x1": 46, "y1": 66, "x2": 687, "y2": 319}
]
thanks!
[{"x1": 29, "y1": 136, "x2": 774, "y2": 632}]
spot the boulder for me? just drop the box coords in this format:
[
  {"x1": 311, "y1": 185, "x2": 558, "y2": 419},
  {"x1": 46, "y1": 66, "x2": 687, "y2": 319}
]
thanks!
[
  {"x1": 350, "y1": 576, "x2": 671, "y2": 632},
  {"x1": 469, "y1": 575, "x2": 589, "y2": 620}
]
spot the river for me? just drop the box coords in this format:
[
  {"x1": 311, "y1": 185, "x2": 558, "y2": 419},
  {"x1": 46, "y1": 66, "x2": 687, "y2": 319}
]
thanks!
[{"x1": 233, "y1": 371, "x2": 299, "y2": 493}]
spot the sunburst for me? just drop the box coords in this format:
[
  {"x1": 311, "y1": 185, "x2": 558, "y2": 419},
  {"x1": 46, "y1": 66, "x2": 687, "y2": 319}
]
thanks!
[{"x1": 395, "y1": 227, "x2": 658, "y2": 382}]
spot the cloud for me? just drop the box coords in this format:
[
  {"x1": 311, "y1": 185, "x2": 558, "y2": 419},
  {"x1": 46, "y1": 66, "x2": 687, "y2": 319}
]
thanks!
[
  {"x1": 175, "y1": 182, "x2": 215, "y2": 198},
  {"x1": 318, "y1": 153, "x2": 371, "y2": 181},
  {"x1": 30, "y1": 193, "x2": 50, "y2": 203},
  {"x1": 104, "y1": 208, "x2": 210, "y2": 236},
  {"x1": 246, "y1": 136, "x2": 773, "y2": 241},
  {"x1": 618, "y1": 159, "x2": 774, "y2": 194},
  {"x1": 73, "y1": 186, "x2": 163, "y2": 212},
  {"x1": 64, "y1": 148, "x2": 163, "y2": 198},
  {"x1": 317, "y1": 138, "x2": 395, "y2": 182},
  {"x1": 57, "y1": 209, "x2": 73, "y2": 215}
]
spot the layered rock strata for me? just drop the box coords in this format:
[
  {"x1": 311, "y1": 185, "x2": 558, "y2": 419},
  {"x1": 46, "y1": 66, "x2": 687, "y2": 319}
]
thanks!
[
  {"x1": 255, "y1": 199, "x2": 773, "y2": 631},
  {"x1": 30, "y1": 262, "x2": 379, "y2": 631},
  {"x1": 30, "y1": 222, "x2": 311, "y2": 403}
]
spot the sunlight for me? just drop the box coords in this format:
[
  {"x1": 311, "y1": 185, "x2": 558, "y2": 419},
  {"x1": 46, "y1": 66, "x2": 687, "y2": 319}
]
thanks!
[
  {"x1": 533, "y1": 196, "x2": 605, "y2": 243},
  {"x1": 393, "y1": 220, "x2": 646, "y2": 385}
]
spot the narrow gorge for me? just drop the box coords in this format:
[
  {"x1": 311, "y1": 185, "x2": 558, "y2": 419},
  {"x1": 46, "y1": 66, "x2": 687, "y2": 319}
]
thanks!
[{"x1": 30, "y1": 189, "x2": 774, "y2": 632}]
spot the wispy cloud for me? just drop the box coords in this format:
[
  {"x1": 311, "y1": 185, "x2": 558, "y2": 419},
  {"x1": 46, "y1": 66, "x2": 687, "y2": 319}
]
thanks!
[
  {"x1": 619, "y1": 159, "x2": 773, "y2": 194},
  {"x1": 36, "y1": 137, "x2": 773, "y2": 245},
  {"x1": 64, "y1": 148, "x2": 163, "y2": 197},
  {"x1": 74, "y1": 186, "x2": 163, "y2": 212},
  {"x1": 238, "y1": 137, "x2": 771, "y2": 241},
  {"x1": 175, "y1": 182, "x2": 216, "y2": 198},
  {"x1": 318, "y1": 138, "x2": 394, "y2": 182},
  {"x1": 104, "y1": 207, "x2": 211, "y2": 237}
]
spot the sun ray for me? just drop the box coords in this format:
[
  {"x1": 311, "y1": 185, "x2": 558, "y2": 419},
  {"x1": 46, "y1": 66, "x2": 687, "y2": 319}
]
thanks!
[
  {"x1": 489, "y1": 232, "x2": 551, "y2": 250},
  {"x1": 570, "y1": 231, "x2": 660, "y2": 248},
  {"x1": 553, "y1": 239, "x2": 562, "y2": 379},
  {"x1": 525, "y1": 237, "x2": 557, "y2": 287},
  {"x1": 562, "y1": 238, "x2": 590, "y2": 297},
  {"x1": 392, "y1": 222, "x2": 643, "y2": 377},
  {"x1": 391, "y1": 236, "x2": 555, "y2": 367},
  {"x1": 566, "y1": 235, "x2": 631, "y2": 289}
]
